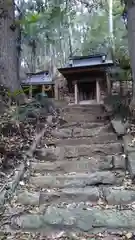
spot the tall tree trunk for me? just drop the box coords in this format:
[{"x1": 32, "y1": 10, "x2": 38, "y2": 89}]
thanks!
[
  {"x1": 31, "y1": 41, "x2": 36, "y2": 73},
  {"x1": 16, "y1": 11, "x2": 23, "y2": 83},
  {"x1": 0, "y1": 0, "x2": 26, "y2": 104},
  {"x1": 68, "y1": 15, "x2": 73, "y2": 56},
  {"x1": 108, "y1": 0, "x2": 114, "y2": 43},
  {"x1": 127, "y1": 2, "x2": 135, "y2": 100}
]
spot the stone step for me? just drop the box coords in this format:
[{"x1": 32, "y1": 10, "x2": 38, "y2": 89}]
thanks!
[
  {"x1": 64, "y1": 104, "x2": 104, "y2": 112},
  {"x1": 59, "y1": 121, "x2": 108, "y2": 129},
  {"x1": 35, "y1": 143, "x2": 122, "y2": 161},
  {"x1": 16, "y1": 187, "x2": 100, "y2": 206},
  {"x1": 51, "y1": 134, "x2": 118, "y2": 145},
  {"x1": 29, "y1": 171, "x2": 124, "y2": 188},
  {"x1": 63, "y1": 113, "x2": 108, "y2": 123},
  {"x1": 52, "y1": 125, "x2": 113, "y2": 139},
  {"x1": 10, "y1": 206, "x2": 135, "y2": 232},
  {"x1": 60, "y1": 143, "x2": 122, "y2": 159},
  {"x1": 15, "y1": 187, "x2": 135, "y2": 207},
  {"x1": 111, "y1": 119, "x2": 128, "y2": 137},
  {"x1": 31, "y1": 155, "x2": 125, "y2": 174},
  {"x1": 64, "y1": 108, "x2": 105, "y2": 115}
]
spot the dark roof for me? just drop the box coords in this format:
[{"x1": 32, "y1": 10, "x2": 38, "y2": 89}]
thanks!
[
  {"x1": 58, "y1": 60, "x2": 113, "y2": 74},
  {"x1": 21, "y1": 71, "x2": 54, "y2": 85},
  {"x1": 69, "y1": 53, "x2": 106, "y2": 60},
  {"x1": 58, "y1": 62, "x2": 113, "y2": 81}
]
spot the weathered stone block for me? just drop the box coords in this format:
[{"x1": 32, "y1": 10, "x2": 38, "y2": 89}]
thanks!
[
  {"x1": 81, "y1": 122, "x2": 105, "y2": 129},
  {"x1": 113, "y1": 155, "x2": 126, "y2": 170},
  {"x1": 55, "y1": 133, "x2": 117, "y2": 146},
  {"x1": 0, "y1": 190, "x2": 6, "y2": 206},
  {"x1": 17, "y1": 191, "x2": 40, "y2": 206},
  {"x1": 123, "y1": 135, "x2": 135, "y2": 154},
  {"x1": 73, "y1": 128, "x2": 98, "y2": 138},
  {"x1": 111, "y1": 120, "x2": 129, "y2": 136},
  {"x1": 114, "y1": 171, "x2": 125, "y2": 184},
  {"x1": 99, "y1": 155, "x2": 113, "y2": 170},
  {"x1": 103, "y1": 187, "x2": 135, "y2": 204},
  {"x1": 59, "y1": 121, "x2": 105, "y2": 129},
  {"x1": 52, "y1": 128, "x2": 72, "y2": 138},
  {"x1": 63, "y1": 113, "x2": 105, "y2": 123},
  {"x1": 31, "y1": 156, "x2": 113, "y2": 174},
  {"x1": 92, "y1": 209, "x2": 135, "y2": 229},
  {"x1": 11, "y1": 214, "x2": 44, "y2": 230},
  {"x1": 72, "y1": 129, "x2": 117, "y2": 142},
  {"x1": 62, "y1": 143, "x2": 122, "y2": 159},
  {"x1": 29, "y1": 171, "x2": 122, "y2": 188},
  {"x1": 11, "y1": 208, "x2": 135, "y2": 231},
  {"x1": 35, "y1": 147, "x2": 65, "y2": 161},
  {"x1": 128, "y1": 152, "x2": 135, "y2": 179},
  {"x1": 61, "y1": 187, "x2": 100, "y2": 202},
  {"x1": 39, "y1": 187, "x2": 100, "y2": 204},
  {"x1": 64, "y1": 105, "x2": 103, "y2": 114},
  {"x1": 31, "y1": 162, "x2": 56, "y2": 172}
]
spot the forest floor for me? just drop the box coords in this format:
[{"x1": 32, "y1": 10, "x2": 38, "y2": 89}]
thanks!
[{"x1": 0, "y1": 100, "x2": 135, "y2": 239}]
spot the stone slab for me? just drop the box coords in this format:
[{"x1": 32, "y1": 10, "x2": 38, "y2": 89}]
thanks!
[
  {"x1": 72, "y1": 127, "x2": 113, "y2": 138},
  {"x1": 59, "y1": 122, "x2": 107, "y2": 129},
  {"x1": 64, "y1": 105, "x2": 104, "y2": 114},
  {"x1": 54, "y1": 134, "x2": 118, "y2": 145},
  {"x1": 128, "y1": 152, "x2": 135, "y2": 179},
  {"x1": 31, "y1": 156, "x2": 113, "y2": 173},
  {"x1": 59, "y1": 143, "x2": 122, "y2": 159},
  {"x1": 11, "y1": 207, "x2": 135, "y2": 231},
  {"x1": 52, "y1": 128, "x2": 72, "y2": 138},
  {"x1": 17, "y1": 191, "x2": 40, "y2": 206},
  {"x1": 16, "y1": 187, "x2": 100, "y2": 206},
  {"x1": 103, "y1": 187, "x2": 135, "y2": 205},
  {"x1": 123, "y1": 135, "x2": 135, "y2": 154},
  {"x1": 40, "y1": 187, "x2": 100, "y2": 205},
  {"x1": 111, "y1": 120, "x2": 128, "y2": 136},
  {"x1": 35, "y1": 143, "x2": 122, "y2": 161},
  {"x1": 113, "y1": 155, "x2": 126, "y2": 170},
  {"x1": 29, "y1": 171, "x2": 123, "y2": 188},
  {"x1": 73, "y1": 127, "x2": 103, "y2": 138},
  {"x1": 63, "y1": 113, "x2": 107, "y2": 123},
  {"x1": 35, "y1": 148, "x2": 59, "y2": 161}
]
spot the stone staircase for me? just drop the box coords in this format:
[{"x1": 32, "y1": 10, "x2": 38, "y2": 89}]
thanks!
[{"x1": 2, "y1": 104, "x2": 135, "y2": 239}]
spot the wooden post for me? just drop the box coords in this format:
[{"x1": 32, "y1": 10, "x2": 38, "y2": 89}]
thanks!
[
  {"x1": 74, "y1": 81, "x2": 78, "y2": 104},
  {"x1": 96, "y1": 79, "x2": 100, "y2": 103},
  {"x1": 106, "y1": 73, "x2": 111, "y2": 94},
  {"x1": 29, "y1": 85, "x2": 32, "y2": 99},
  {"x1": 42, "y1": 84, "x2": 45, "y2": 94},
  {"x1": 54, "y1": 83, "x2": 59, "y2": 100}
]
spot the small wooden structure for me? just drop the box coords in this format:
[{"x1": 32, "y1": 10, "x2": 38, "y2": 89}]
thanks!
[
  {"x1": 21, "y1": 70, "x2": 54, "y2": 98},
  {"x1": 58, "y1": 53, "x2": 113, "y2": 104}
]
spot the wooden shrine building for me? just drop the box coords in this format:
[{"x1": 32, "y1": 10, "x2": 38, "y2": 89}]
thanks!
[
  {"x1": 21, "y1": 70, "x2": 54, "y2": 98},
  {"x1": 58, "y1": 53, "x2": 113, "y2": 104}
]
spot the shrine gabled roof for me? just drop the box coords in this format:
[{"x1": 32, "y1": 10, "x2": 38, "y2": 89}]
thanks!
[
  {"x1": 58, "y1": 60, "x2": 113, "y2": 76},
  {"x1": 21, "y1": 70, "x2": 54, "y2": 85},
  {"x1": 59, "y1": 52, "x2": 113, "y2": 74},
  {"x1": 58, "y1": 53, "x2": 114, "y2": 81}
]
